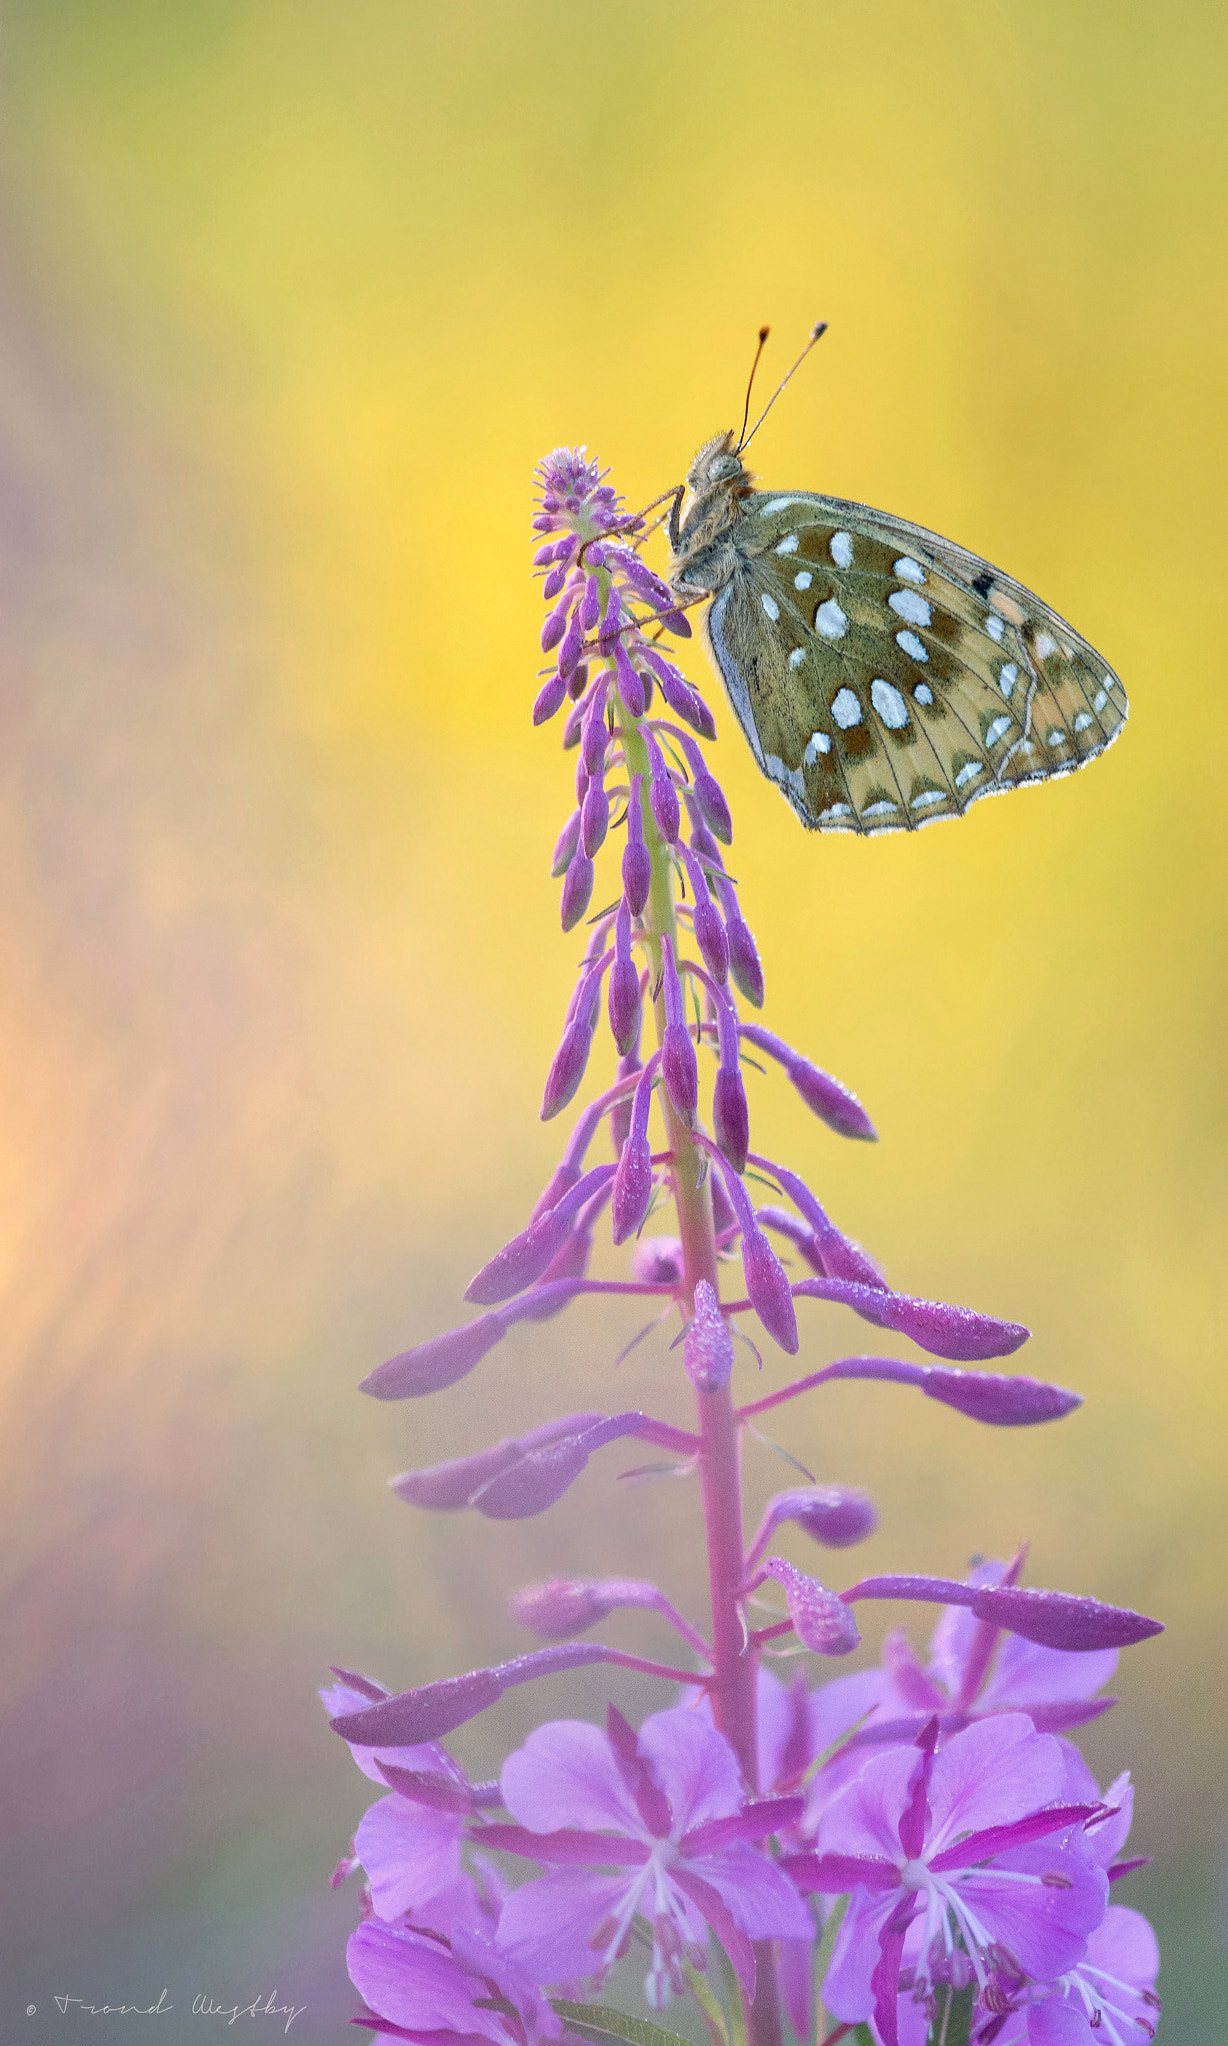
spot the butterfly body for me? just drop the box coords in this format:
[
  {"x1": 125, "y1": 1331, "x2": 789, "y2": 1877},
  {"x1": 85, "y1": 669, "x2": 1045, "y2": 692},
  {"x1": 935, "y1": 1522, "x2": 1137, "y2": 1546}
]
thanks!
[{"x1": 668, "y1": 430, "x2": 1127, "y2": 834}]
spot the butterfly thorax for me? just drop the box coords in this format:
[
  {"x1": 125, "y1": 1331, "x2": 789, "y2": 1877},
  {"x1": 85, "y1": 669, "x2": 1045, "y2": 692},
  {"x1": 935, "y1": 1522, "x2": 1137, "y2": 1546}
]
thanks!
[{"x1": 669, "y1": 430, "x2": 758, "y2": 597}]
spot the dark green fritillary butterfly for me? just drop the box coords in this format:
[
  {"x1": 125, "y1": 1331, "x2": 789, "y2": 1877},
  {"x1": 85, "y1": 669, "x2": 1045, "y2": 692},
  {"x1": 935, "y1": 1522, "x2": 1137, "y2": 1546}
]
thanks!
[{"x1": 667, "y1": 331, "x2": 1127, "y2": 835}]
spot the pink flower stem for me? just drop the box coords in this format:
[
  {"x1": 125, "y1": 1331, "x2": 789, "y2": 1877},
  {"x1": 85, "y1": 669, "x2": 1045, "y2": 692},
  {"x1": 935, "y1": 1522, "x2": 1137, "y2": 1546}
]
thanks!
[{"x1": 617, "y1": 697, "x2": 782, "y2": 2046}]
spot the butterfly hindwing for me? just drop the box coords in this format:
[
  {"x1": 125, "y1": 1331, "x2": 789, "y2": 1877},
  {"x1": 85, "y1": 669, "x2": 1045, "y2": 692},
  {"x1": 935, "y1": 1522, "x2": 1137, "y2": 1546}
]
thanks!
[{"x1": 690, "y1": 484, "x2": 1126, "y2": 835}]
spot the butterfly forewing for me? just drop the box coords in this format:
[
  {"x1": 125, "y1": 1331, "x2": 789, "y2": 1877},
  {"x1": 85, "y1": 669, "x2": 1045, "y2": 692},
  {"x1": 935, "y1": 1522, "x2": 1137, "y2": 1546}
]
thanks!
[{"x1": 676, "y1": 475, "x2": 1127, "y2": 836}]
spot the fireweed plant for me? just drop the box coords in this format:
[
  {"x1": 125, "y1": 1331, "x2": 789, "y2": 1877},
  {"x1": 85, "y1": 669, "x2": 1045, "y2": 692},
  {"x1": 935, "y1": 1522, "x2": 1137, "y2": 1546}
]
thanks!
[{"x1": 323, "y1": 449, "x2": 1164, "y2": 2046}]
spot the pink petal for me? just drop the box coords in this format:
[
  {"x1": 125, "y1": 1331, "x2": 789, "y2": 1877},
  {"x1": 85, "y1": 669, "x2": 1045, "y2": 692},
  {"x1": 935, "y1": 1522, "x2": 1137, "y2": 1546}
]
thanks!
[
  {"x1": 346, "y1": 1921, "x2": 505, "y2": 2040},
  {"x1": 820, "y1": 1885, "x2": 895, "y2": 2025},
  {"x1": 687, "y1": 1840, "x2": 815, "y2": 1941},
  {"x1": 818, "y1": 1744, "x2": 918, "y2": 1862},
  {"x1": 501, "y1": 1719, "x2": 643, "y2": 1835},
  {"x1": 495, "y1": 1866, "x2": 633, "y2": 1984},
  {"x1": 926, "y1": 1715, "x2": 1064, "y2": 1852},
  {"x1": 955, "y1": 1847, "x2": 1107, "y2": 1981},
  {"x1": 984, "y1": 1631, "x2": 1118, "y2": 1708},
  {"x1": 354, "y1": 1795, "x2": 463, "y2": 1922},
  {"x1": 637, "y1": 1706, "x2": 745, "y2": 1833}
]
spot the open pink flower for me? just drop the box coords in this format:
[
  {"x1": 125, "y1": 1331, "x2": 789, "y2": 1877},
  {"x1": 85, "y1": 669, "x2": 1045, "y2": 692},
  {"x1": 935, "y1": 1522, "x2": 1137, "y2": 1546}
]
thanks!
[
  {"x1": 990, "y1": 1753, "x2": 1160, "y2": 2044},
  {"x1": 479, "y1": 1705, "x2": 811, "y2": 2009},
  {"x1": 784, "y1": 1715, "x2": 1109, "y2": 2046}
]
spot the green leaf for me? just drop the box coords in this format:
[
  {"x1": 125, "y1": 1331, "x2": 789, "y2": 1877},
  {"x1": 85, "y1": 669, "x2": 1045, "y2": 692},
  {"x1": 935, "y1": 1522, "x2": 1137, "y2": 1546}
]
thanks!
[{"x1": 549, "y1": 1999, "x2": 698, "y2": 2046}]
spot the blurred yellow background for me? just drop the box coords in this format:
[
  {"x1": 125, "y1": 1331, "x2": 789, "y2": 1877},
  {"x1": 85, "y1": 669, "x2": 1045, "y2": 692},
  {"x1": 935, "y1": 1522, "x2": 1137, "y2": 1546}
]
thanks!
[{"x1": 0, "y1": 3, "x2": 1223, "y2": 2039}]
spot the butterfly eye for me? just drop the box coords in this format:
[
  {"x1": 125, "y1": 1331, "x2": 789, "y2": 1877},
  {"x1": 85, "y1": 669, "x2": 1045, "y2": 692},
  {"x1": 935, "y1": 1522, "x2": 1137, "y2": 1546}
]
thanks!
[{"x1": 707, "y1": 454, "x2": 743, "y2": 484}]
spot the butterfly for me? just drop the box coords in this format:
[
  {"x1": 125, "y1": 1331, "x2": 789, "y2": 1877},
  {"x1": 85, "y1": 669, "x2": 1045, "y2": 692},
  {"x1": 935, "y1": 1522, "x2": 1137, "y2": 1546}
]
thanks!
[{"x1": 666, "y1": 340, "x2": 1127, "y2": 835}]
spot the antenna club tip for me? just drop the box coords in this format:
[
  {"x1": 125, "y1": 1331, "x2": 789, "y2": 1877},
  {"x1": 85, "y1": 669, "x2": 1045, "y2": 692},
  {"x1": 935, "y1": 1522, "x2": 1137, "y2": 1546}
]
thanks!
[
  {"x1": 812, "y1": 321, "x2": 829, "y2": 340},
  {"x1": 758, "y1": 325, "x2": 770, "y2": 343}
]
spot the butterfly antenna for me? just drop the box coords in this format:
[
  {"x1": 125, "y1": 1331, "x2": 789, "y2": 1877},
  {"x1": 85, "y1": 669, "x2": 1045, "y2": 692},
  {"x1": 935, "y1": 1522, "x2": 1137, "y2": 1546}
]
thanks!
[
  {"x1": 737, "y1": 320, "x2": 828, "y2": 456},
  {"x1": 737, "y1": 326, "x2": 772, "y2": 452}
]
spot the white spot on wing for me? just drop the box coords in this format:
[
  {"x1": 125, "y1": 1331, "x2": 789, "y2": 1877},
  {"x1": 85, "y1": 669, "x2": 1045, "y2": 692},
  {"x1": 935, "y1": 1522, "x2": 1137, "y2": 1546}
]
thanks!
[
  {"x1": 761, "y1": 591, "x2": 780, "y2": 621},
  {"x1": 986, "y1": 714, "x2": 1012, "y2": 745},
  {"x1": 1046, "y1": 727, "x2": 1066, "y2": 748},
  {"x1": 830, "y1": 531, "x2": 854, "y2": 568},
  {"x1": 1072, "y1": 711, "x2": 1093, "y2": 731},
  {"x1": 1036, "y1": 632, "x2": 1057, "y2": 660},
  {"x1": 831, "y1": 688, "x2": 862, "y2": 729},
  {"x1": 862, "y1": 798, "x2": 898, "y2": 817},
  {"x1": 776, "y1": 534, "x2": 799, "y2": 554},
  {"x1": 999, "y1": 662, "x2": 1018, "y2": 697},
  {"x1": 888, "y1": 589, "x2": 932, "y2": 627},
  {"x1": 986, "y1": 614, "x2": 1006, "y2": 643},
  {"x1": 870, "y1": 677, "x2": 909, "y2": 729},
  {"x1": 815, "y1": 599, "x2": 848, "y2": 639},
  {"x1": 955, "y1": 761, "x2": 983, "y2": 787},
  {"x1": 763, "y1": 496, "x2": 808, "y2": 515},
  {"x1": 795, "y1": 570, "x2": 812, "y2": 590},
  {"x1": 894, "y1": 556, "x2": 926, "y2": 584},
  {"x1": 1093, "y1": 687, "x2": 1108, "y2": 711},
  {"x1": 913, "y1": 682, "x2": 934, "y2": 705},
  {"x1": 821, "y1": 802, "x2": 852, "y2": 819},
  {"x1": 912, "y1": 789, "x2": 946, "y2": 809},
  {"x1": 896, "y1": 629, "x2": 928, "y2": 662},
  {"x1": 788, "y1": 647, "x2": 805, "y2": 669},
  {"x1": 803, "y1": 731, "x2": 831, "y2": 766}
]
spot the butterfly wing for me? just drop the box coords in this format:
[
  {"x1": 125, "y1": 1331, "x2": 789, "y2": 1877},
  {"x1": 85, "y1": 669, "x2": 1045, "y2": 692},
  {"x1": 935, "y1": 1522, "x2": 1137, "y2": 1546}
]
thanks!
[{"x1": 702, "y1": 492, "x2": 1127, "y2": 834}]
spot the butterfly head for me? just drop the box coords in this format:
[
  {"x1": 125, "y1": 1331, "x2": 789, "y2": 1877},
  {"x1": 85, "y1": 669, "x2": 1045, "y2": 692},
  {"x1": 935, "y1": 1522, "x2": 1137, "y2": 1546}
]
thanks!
[{"x1": 685, "y1": 430, "x2": 754, "y2": 501}]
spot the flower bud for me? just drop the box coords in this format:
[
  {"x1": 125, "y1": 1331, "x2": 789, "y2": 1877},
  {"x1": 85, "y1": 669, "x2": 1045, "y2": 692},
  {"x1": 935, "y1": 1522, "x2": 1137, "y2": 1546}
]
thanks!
[
  {"x1": 713, "y1": 1065, "x2": 749, "y2": 1175},
  {"x1": 541, "y1": 1015, "x2": 593, "y2": 1120},
  {"x1": 465, "y1": 1163, "x2": 615, "y2": 1305},
  {"x1": 681, "y1": 849, "x2": 729, "y2": 983},
  {"x1": 533, "y1": 672, "x2": 569, "y2": 725},
  {"x1": 557, "y1": 604, "x2": 586, "y2": 678},
  {"x1": 630, "y1": 1236, "x2": 684, "y2": 1285},
  {"x1": 511, "y1": 1577, "x2": 615, "y2": 1639},
  {"x1": 551, "y1": 807, "x2": 581, "y2": 877},
  {"x1": 612, "y1": 1056, "x2": 658, "y2": 1244},
  {"x1": 610, "y1": 1047, "x2": 641, "y2": 1150},
  {"x1": 541, "y1": 595, "x2": 571, "y2": 652},
  {"x1": 562, "y1": 691, "x2": 587, "y2": 748},
  {"x1": 560, "y1": 851, "x2": 594, "y2": 932},
  {"x1": 360, "y1": 1312, "x2": 507, "y2": 1399},
  {"x1": 622, "y1": 776, "x2": 652, "y2": 914},
  {"x1": 580, "y1": 572, "x2": 602, "y2": 633},
  {"x1": 772, "y1": 1486, "x2": 878, "y2": 1550},
  {"x1": 646, "y1": 732, "x2": 681, "y2": 844},
  {"x1": 608, "y1": 959, "x2": 641, "y2": 1057},
  {"x1": 742, "y1": 1227, "x2": 799, "y2": 1353},
  {"x1": 684, "y1": 1279, "x2": 734, "y2": 1391},
  {"x1": 762, "y1": 1558, "x2": 860, "y2": 1655},
  {"x1": 741, "y1": 1025, "x2": 877, "y2": 1140},
  {"x1": 659, "y1": 937, "x2": 697, "y2": 1125},
  {"x1": 581, "y1": 778, "x2": 610, "y2": 857},
  {"x1": 597, "y1": 584, "x2": 622, "y2": 652},
  {"x1": 581, "y1": 687, "x2": 610, "y2": 776},
  {"x1": 612, "y1": 639, "x2": 645, "y2": 717}
]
